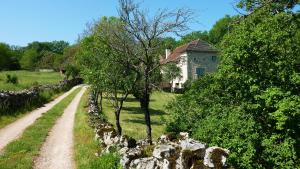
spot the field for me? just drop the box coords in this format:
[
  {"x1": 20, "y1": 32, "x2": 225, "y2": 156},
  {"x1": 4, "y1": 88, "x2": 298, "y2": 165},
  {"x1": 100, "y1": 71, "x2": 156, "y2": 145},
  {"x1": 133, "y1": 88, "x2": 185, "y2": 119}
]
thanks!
[
  {"x1": 0, "y1": 70, "x2": 63, "y2": 91},
  {"x1": 103, "y1": 91, "x2": 177, "y2": 140}
]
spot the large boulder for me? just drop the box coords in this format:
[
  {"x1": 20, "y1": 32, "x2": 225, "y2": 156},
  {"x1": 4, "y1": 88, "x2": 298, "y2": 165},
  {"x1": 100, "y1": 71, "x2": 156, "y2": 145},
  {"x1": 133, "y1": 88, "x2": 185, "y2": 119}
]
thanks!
[
  {"x1": 204, "y1": 146, "x2": 230, "y2": 168},
  {"x1": 176, "y1": 139, "x2": 207, "y2": 169}
]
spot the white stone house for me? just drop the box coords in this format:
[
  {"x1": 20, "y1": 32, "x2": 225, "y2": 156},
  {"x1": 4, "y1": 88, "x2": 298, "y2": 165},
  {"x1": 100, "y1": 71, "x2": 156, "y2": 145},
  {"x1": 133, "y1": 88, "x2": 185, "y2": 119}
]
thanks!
[{"x1": 161, "y1": 39, "x2": 218, "y2": 89}]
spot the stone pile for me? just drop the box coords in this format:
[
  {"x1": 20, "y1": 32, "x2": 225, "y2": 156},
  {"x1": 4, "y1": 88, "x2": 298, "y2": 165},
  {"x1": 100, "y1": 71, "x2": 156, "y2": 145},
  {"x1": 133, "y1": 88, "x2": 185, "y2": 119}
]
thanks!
[
  {"x1": 87, "y1": 95, "x2": 230, "y2": 169},
  {"x1": 0, "y1": 78, "x2": 83, "y2": 114}
]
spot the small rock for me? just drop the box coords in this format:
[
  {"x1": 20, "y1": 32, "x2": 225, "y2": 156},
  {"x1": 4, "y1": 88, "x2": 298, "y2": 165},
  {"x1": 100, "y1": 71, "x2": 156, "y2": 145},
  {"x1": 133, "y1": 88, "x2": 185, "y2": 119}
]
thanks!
[
  {"x1": 158, "y1": 135, "x2": 169, "y2": 144},
  {"x1": 204, "y1": 146, "x2": 229, "y2": 168},
  {"x1": 119, "y1": 147, "x2": 129, "y2": 155},
  {"x1": 152, "y1": 144, "x2": 176, "y2": 159},
  {"x1": 179, "y1": 132, "x2": 189, "y2": 140}
]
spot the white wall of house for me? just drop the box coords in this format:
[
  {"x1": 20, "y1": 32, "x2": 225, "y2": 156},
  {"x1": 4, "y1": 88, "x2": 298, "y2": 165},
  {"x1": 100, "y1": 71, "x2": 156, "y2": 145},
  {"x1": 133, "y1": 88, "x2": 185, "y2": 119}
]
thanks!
[{"x1": 171, "y1": 52, "x2": 188, "y2": 89}]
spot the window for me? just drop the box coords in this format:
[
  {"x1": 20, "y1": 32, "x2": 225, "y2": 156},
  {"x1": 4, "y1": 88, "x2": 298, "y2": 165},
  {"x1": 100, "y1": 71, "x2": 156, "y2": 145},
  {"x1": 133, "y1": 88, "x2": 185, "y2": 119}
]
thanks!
[
  {"x1": 212, "y1": 56, "x2": 217, "y2": 62},
  {"x1": 196, "y1": 68, "x2": 205, "y2": 78}
]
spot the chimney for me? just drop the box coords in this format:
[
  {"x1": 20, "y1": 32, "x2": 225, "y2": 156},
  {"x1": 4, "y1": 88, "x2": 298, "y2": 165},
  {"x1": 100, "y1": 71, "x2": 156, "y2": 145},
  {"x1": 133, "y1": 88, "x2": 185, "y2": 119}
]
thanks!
[{"x1": 165, "y1": 49, "x2": 171, "y2": 59}]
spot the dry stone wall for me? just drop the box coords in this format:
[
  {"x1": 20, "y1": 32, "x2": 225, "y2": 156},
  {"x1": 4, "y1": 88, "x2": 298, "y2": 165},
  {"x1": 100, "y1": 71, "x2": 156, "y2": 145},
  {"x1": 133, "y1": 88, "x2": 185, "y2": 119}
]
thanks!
[
  {"x1": 87, "y1": 94, "x2": 230, "y2": 169},
  {"x1": 0, "y1": 78, "x2": 83, "y2": 114}
]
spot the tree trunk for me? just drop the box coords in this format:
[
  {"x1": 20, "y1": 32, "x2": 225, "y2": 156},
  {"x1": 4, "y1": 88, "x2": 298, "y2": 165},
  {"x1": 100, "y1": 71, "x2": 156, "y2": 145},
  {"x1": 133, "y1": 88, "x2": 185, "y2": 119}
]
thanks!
[
  {"x1": 170, "y1": 80, "x2": 173, "y2": 93},
  {"x1": 115, "y1": 109, "x2": 122, "y2": 136},
  {"x1": 140, "y1": 94, "x2": 152, "y2": 144},
  {"x1": 99, "y1": 92, "x2": 103, "y2": 112}
]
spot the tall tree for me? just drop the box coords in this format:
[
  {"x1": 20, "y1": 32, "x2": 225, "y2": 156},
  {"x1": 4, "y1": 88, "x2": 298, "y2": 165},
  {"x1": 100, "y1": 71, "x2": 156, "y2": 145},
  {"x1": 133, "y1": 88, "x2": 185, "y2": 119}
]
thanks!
[
  {"x1": 77, "y1": 17, "x2": 138, "y2": 135},
  {"x1": 209, "y1": 15, "x2": 236, "y2": 45},
  {"x1": 118, "y1": 0, "x2": 193, "y2": 143}
]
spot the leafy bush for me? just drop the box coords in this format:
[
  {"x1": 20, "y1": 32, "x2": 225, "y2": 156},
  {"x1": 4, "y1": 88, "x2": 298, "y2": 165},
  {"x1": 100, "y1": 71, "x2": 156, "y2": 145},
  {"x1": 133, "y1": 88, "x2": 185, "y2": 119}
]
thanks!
[
  {"x1": 6, "y1": 74, "x2": 18, "y2": 84},
  {"x1": 167, "y1": 8, "x2": 300, "y2": 168}
]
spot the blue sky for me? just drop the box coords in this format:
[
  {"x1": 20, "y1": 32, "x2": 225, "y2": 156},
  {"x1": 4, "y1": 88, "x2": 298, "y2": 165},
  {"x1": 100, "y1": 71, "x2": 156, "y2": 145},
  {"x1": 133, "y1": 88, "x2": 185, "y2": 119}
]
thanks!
[{"x1": 0, "y1": 0, "x2": 239, "y2": 46}]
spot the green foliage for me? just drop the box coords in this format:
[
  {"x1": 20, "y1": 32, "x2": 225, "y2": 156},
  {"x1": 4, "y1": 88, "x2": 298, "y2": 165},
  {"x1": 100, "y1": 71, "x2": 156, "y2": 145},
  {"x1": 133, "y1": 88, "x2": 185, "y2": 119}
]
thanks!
[
  {"x1": 237, "y1": 0, "x2": 300, "y2": 12},
  {"x1": 0, "y1": 43, "x2": 21, "y2": 70},
  {"x1": 65, "y1": 64, "x2": 80, "y2": 79},
  {"x1": 167, "y1": 6, "x2": 300, "y2": 168},
  {"x1": 19, "y1": 41, "x2": 70, "y2": 70},
  {"x1": 209, "y1": 15, "x2": 236, "y2": 45},
  {"x1": 20, "y1": 49, "x2": 39, "y2": 70},
  {"x1": 178, "y1": 31, "x2": 210, "y2": 45},
  {"x1": 5, "y1": 74, "x2": 18, "y2": 84},
  {"x1": 77, "y1": 16, "x2": 139, "y2": 135},
  {"x1": 162, "y1": 62, "x2": 182, "y2": 85},
  {"x1": 176, "y1": 15, "x2": 236, "y2": 46},
  {"x1": 161, "y1": 37, "x2": 177, "y2": 50}
]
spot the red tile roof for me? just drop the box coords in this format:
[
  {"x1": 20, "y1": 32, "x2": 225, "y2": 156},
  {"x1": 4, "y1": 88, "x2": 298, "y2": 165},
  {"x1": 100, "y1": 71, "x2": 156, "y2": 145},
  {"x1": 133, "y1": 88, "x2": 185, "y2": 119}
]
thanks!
[{"x1": 160, "y1": 39, "x2": 217, "y2": 64}]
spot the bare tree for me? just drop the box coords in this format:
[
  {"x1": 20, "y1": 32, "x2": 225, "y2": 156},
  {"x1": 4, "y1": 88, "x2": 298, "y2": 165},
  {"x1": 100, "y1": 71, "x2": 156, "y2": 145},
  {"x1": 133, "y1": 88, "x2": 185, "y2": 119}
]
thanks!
[{"x1": 118, "y1": 0, "x2": 193, "y2": 143}]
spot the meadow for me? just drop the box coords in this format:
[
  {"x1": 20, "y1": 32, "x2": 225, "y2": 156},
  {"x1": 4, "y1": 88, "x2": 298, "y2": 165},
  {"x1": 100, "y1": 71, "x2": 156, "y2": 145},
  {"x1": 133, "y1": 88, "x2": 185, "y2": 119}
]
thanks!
[
  {"x1": 103, "y1": 91, "x2": 177, "y2": 140},
  {"x1": 0, "y1": 70, "x2": 63, "y2": 91}
]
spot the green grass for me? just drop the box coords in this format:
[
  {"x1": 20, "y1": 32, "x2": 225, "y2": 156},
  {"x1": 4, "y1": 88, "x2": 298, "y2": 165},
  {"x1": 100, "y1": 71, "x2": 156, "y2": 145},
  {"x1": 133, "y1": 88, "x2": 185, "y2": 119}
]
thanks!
[
  {"x1": 0, "y1": 70, "x2": 63, "y2": 91},
  {"x1": 74, "y1": 90, "x2": 120, "y2": 169},
  {"x1": 0, "y1": 87, "x2": 81, "y2": 169},
  {"x1": 103, "y1": 91, "x2": 177, "y2": 140},
  {"x1": 0, "y1": 91, "x2": 62, "y2": 129}
]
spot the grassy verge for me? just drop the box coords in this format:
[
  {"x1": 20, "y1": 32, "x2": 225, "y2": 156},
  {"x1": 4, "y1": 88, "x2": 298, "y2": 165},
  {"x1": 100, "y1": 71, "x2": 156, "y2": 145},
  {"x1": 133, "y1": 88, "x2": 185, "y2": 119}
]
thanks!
[
  {"x1": 0, "y1": 91, "x2": 63, "y2": 129},
  {"x1": 0, "y1": 87, "x2": 81, "y2": 169},
  {"x1": 103, "y1": 91, "x2": 177, "y2": 140},
  {"x1": 74, "y1": 90, "x2": 120, "y2": 169},
  {"x1": 0, "y1": 70, "x2": 63, "y2": 91}
]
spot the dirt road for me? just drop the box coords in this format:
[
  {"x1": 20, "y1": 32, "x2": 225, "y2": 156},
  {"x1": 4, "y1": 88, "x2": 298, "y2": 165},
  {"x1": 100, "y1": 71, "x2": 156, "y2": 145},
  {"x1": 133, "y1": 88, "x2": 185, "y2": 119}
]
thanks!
[
  {"x1": 34, "y1": 86, "x2": 86, "y2": 169},
  {"x1": 0, "y1": 86, "x2": 81, "y2": 151}
]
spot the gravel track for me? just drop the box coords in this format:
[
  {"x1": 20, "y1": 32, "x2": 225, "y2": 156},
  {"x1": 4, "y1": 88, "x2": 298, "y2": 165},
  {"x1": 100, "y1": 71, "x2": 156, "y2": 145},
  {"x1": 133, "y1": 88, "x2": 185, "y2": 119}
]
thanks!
[
  {"x1": 0, "y1": 85, "x2": 81, "y2": 151},
  {"x1": 34, "y1": 86, "x2": 86, "y2": 169}
]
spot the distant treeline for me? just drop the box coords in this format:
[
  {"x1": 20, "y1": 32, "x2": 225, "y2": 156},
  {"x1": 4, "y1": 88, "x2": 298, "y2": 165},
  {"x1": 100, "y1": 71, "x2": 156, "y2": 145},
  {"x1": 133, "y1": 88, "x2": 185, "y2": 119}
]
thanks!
[
  {"x1": 0, "y1": 15, "x2": 236, "y2": 71},
  {"x1": 0, "y1": 41, "x2": 78, "y2": 71}
]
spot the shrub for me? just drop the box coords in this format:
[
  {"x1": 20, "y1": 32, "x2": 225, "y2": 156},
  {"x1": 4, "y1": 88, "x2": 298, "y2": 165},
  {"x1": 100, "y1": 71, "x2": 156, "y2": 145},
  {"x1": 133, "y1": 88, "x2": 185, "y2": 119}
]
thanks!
[
  {"x1": 6, "y1": 74, "x2": 18, "y2": 84},
  {"x1": 166, "y1": 9, "x2": 300, "y2": 168}
]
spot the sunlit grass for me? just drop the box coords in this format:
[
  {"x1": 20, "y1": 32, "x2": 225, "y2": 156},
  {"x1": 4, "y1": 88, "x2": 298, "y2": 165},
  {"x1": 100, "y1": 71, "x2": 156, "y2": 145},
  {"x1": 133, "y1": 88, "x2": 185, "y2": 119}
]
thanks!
[
  {"x1": 102, "y1": 91, "x2": 177, "y2": 140},
  {"x1": 74, "y1": 89, "x2": 120, "y2": 169},
  {"x1": 0, "y1": 70, "x2": 63, "y2": 91}
]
